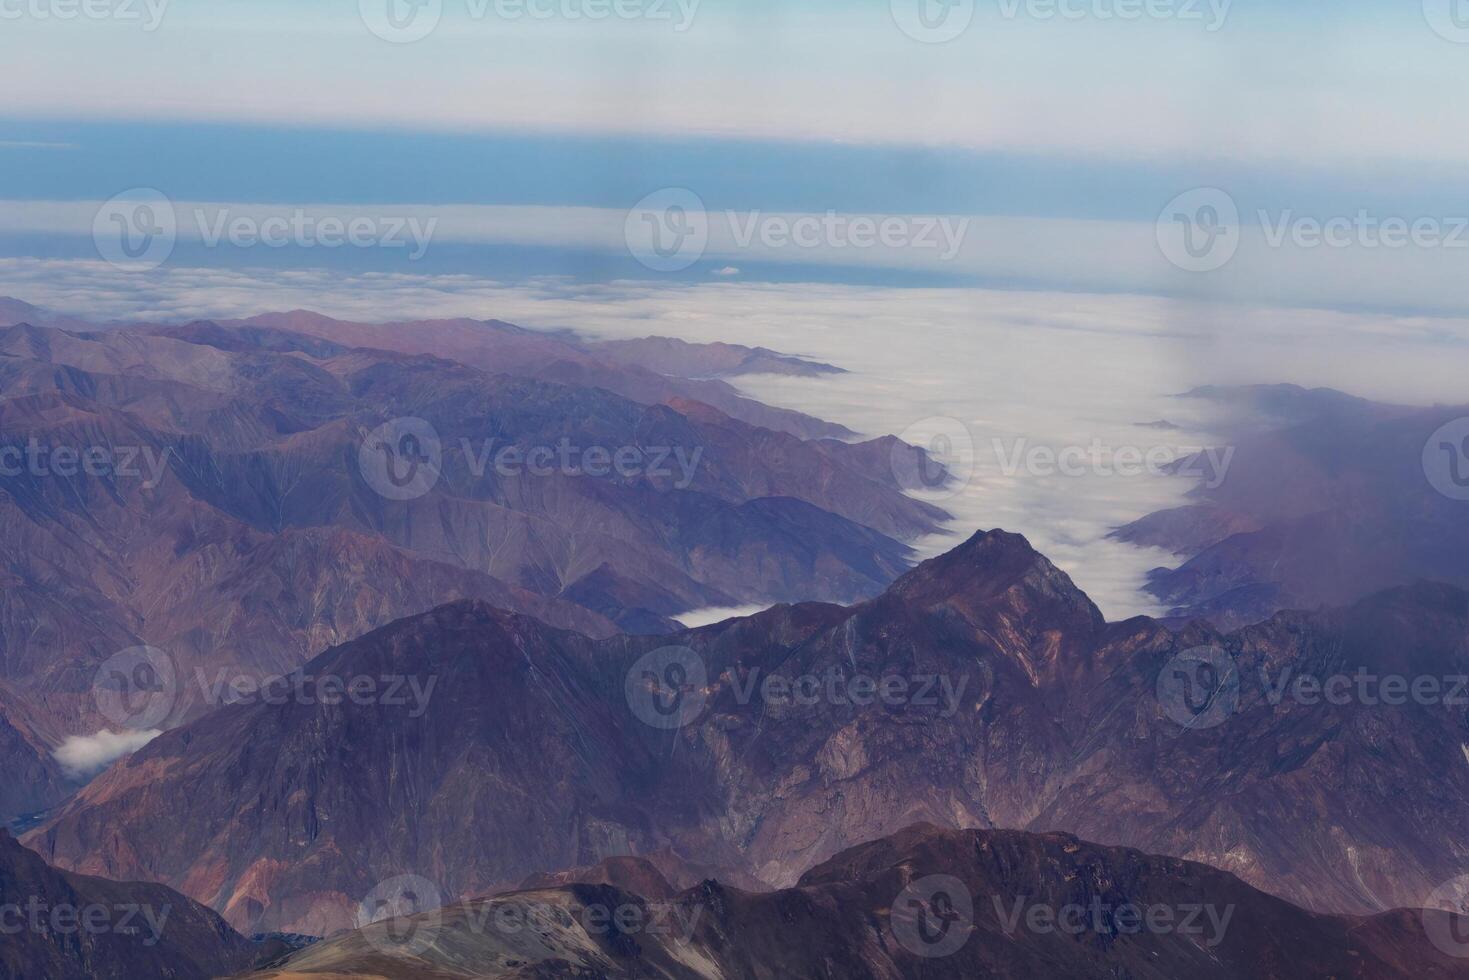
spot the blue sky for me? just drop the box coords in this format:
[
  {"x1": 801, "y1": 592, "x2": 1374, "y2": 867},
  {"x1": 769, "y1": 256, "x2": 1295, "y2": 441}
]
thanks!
[{"x1": 3, "y1": 0, "x2": 1469, "y2": 312}]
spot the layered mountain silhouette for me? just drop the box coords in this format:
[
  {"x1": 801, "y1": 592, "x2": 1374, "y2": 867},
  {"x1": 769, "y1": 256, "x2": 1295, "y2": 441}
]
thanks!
[
  {"x1": 245, "y1": 824, "x2": 1469, "y2": 979},
  {"x1": 1114, "y1": 384, "x2": 1469, "y2": 628},
  {"x1": 25, "y1": 529, "x2": 1469, "y2": 936},
  {"x1": 0, "y1": 301, "x2": 946, "y2": 821},
  {"x1": 0, "y1": 828, "x2": 282, "y2": 979}
]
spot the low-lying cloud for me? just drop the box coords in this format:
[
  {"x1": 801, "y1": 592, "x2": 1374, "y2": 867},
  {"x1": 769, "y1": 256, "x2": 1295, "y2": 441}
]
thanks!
[{"x1": 54, "y1": 729, "x2": 162, "y2": 780}]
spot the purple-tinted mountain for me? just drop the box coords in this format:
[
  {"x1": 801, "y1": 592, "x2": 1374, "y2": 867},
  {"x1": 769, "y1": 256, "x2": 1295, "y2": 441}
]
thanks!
[
  {"x1": 0, "y1": 302, "x2": 945, "y2": 813},
  {"x1": 0, "y1": 297, "x2": 92, "y2": 331},
  {"x1": 248, "y1": 825, "x2": 1469, "y2": 980},
  {"x1": 0, "y1": 680, "x2": 76, "y2": 829},
  {"x1": 26, "y1": 530, "x2": 1469, "y2": 935},
  {"x1": 0, "y1": 829, "x2": 276, "y2": 979},
  {"x1": 217, "y1": 310, "x2": 853, "y2": 441},
  {"x1": 1113, "y1": 384, "x2": 1469, "y2": 628}
]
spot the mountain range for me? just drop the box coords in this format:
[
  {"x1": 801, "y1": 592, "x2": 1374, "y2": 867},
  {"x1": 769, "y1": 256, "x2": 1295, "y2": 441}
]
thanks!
[
  {"x1": 0, "y1": 300, "x2": 944, "y2": 825},
  {"x1": 247, "y1": 824, "x2": 1469, "y2": 979},
  {"x1": 1115, "y1": 384, "x2": 1469, "y2": 628},
  {"x1": 24, "y1": 528, "x2": 1469, "y2": 938}
]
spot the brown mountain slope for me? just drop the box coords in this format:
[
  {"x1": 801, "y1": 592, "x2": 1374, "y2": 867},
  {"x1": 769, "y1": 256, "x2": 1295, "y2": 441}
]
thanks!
[
  {"x1": 247, "y1": 825, "x2": 1469, "y2": 980},
  {"x1": 26, "y1": 530, "x2": 1469, "y2": 935}
]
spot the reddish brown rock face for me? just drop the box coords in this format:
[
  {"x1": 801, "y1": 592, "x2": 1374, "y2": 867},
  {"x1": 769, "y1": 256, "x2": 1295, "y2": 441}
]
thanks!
[{"x1": 25, "y1": 529, "x2": 1469, "y2": 938}]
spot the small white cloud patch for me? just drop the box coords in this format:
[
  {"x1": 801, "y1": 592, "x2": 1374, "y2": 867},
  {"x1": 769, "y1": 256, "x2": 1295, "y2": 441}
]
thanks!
[
  {"x1": 54, "y1": 729, "x2": 161, "y2": 780},
  {"x1": 675, "y1": 604, "x2": 772, "y2": 629}
]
